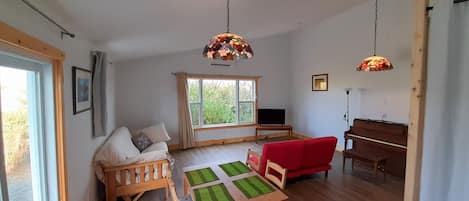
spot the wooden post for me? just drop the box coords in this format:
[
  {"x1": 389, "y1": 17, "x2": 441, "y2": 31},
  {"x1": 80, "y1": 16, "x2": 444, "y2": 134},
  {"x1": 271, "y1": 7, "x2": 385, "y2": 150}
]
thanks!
[
  {"x1": 0, "y1": 21, "x2": 68, "y2": 201},
  {"x1": 404, "y1": 0, "x2": 430, "y2": 201}
]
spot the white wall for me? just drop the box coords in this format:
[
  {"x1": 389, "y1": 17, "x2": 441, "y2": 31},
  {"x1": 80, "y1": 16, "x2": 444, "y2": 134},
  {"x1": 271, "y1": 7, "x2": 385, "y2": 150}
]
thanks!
[
  {"x1": 115, "y1": 33, "x2": 291, "y2": 144},
  {"x1": 0, "y1": 1, "x2": 116, "y2": 200},
  {"x1": 421, "y1": 1, "x2": 469, "y2": 201},
  {"x1": 289, "y1": 0, "x2": 412, "y2": 148}
]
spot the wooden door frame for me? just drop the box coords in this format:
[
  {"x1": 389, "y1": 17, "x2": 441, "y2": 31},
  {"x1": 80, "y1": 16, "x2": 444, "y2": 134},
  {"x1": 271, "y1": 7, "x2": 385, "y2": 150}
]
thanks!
[
  {"x1": 404, "y1": 0, "x2": 430, "y2": 201},
  {"x1": 0, "y1": 21, "x2": 68, "y2": 201}
]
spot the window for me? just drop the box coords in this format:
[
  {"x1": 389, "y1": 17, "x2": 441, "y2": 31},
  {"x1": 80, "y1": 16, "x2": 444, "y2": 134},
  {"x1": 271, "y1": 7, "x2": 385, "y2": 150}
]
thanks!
[{"x1": 188, "y1": 77, "x2": 257, "y2": 128}]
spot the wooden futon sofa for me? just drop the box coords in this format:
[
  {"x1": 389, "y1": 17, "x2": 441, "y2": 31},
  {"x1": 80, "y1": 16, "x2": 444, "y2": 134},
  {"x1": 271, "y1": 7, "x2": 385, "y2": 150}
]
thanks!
[
  {"x1": 94, "y1": 126, "x2": 179, "y2": 201},
  {"x1": 102, "y1": 159, "x2": 178, "y2": 201}
]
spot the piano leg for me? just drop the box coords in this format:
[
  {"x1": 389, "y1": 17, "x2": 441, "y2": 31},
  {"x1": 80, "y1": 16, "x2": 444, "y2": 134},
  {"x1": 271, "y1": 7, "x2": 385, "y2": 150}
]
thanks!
[
  {"x1": 383, "y1": 160, "x2": 387, "y2": 182},
  {"x1": 374, "y1": 162, "x2": 378, "y2": 180},
  {"x1": 342, "y1": 157, "x2": 346, "y2": 173}
]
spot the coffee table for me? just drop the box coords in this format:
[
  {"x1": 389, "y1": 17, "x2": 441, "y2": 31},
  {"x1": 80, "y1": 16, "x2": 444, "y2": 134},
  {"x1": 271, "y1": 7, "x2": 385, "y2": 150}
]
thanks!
[{"x1": 183, "y1": 161, "x2": 288, "y2": 201}]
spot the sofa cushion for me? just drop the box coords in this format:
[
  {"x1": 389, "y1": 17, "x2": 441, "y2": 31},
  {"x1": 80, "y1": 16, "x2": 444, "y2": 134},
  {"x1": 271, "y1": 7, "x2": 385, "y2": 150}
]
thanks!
[
  {"x1": 115, "y1": 150, "x2": 168, "y2": 166},
  {"x1": 131, "y1": 132, "x2": 153, "y2": 152},
  {"x1": 95, "y1": 127, "x2": 140, "y2": 163},
  {"x1": 141, "y1": 123, "x2": 171, "y2": 143},
  {"x1": 301, "y1": 137, "x2": 337, "y2": 168},
  {"x1": 93, "y1": 127, "x2": 141, "y2": 182},
  {"x1": 260, "y1": 140, "x2": 304, "y2": 176},
  {"x1": 142, "y1": 142, "x2": 169, "y2": 153}
]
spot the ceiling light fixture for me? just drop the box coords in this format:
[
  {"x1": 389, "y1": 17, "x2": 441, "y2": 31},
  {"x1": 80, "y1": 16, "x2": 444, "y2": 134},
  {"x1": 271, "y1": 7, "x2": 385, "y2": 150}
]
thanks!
[
  {"x1": 357, "y1": 0, "x2": 393, "y2": 72},
  {"x1": 203, "y1": 0, "x2": 253, "y2": 61}
]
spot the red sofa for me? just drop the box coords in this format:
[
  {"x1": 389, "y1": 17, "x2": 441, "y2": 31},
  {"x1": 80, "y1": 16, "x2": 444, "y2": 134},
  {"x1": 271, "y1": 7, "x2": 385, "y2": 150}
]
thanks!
[{"x1": 249, "y1": 137, "x2": 338, "y2": 180}]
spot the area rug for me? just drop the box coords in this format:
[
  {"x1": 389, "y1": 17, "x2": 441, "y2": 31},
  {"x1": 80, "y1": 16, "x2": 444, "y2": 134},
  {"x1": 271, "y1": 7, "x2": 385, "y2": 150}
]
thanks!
[
  {"x1": 194, "y1": 183, "x2": 234, "y2": 201},
  {"x1": 219, "y1": 161, "x2": 251, "y2": 177},
  {"x1": 185, "y1": 167, "x2": 219, "y2": 186},
  {"x1": 233, "y1": 176, "x2": 274, "y2": 199}
]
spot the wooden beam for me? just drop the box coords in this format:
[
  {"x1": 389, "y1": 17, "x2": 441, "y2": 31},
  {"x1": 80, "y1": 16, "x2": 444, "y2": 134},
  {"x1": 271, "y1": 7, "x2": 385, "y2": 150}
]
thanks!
[
  {"x1": 0, "y1": 21, "x2": 65, "y2": 61},
  {"x1": 53, "y1": 60, "x2": 68, "y2": 201},
  {"x1": 404, "y1": 0, "x2": 430, "y2": 201},
  {"x1": 0, "y1": 21, "x2": 68, "y2": 201}
]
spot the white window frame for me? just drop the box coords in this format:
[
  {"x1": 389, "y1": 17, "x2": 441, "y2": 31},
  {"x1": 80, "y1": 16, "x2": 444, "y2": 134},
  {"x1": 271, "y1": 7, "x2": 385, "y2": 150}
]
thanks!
[
  {"x1": 187, "y1": 74, "x2": 259, "y2": 130},
  {"x1": 0, "y1": 53, "x2": 53, "y2": 201}
]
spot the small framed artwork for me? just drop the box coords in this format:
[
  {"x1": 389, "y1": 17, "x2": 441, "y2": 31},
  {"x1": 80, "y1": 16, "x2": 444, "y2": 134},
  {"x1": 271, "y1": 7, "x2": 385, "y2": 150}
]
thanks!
[
  {"x1": 72, "y1": 66, "x2": 92, "y2": 114},
  {"x1": 312, "y1": 74, "x2": 328, "y2": 91}
]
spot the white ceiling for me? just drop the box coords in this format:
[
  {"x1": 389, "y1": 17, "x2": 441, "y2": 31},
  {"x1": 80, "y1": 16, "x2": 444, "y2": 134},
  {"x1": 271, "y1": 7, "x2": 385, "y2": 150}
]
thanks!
[{"x1": 46, "y1": 0, "x2": 365, "y2": 61}]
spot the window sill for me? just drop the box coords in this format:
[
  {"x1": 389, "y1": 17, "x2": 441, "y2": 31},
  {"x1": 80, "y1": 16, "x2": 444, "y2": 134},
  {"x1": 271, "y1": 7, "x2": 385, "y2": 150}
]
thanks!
[{"x1": 193, "y1": 123, "x2": 256, "y2": 131}]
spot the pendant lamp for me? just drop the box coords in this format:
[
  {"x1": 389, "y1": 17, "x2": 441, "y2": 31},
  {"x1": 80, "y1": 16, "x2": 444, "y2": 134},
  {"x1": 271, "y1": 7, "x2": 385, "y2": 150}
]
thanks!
[
  {"x1": 203, "y1": 0, "x2": 253, "y2": 61},
  {"x1": 357, "y1": 0, "x2": 393, "y2": 71}
]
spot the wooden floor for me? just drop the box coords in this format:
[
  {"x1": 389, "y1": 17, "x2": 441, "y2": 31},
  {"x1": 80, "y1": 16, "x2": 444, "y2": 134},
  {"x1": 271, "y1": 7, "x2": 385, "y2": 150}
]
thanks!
[{"x1": 141, "y1": 137, "x2": 404, "y2": 201}]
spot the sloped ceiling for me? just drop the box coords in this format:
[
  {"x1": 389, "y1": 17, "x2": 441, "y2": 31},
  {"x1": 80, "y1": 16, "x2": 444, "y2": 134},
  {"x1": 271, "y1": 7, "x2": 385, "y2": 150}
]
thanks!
[{"x1": 45, "y1": 0, "x2": 366, "y2": 61}]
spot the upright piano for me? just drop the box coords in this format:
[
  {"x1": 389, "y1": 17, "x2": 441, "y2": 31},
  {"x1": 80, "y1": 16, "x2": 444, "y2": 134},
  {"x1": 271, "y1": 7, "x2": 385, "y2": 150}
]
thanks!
[{"x1": 344, "y1": 119, "x2": 408, "y2": 178}]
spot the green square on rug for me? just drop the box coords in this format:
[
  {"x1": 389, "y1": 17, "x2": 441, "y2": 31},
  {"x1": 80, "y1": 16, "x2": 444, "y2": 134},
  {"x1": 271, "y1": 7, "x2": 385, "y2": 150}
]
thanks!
[
  {"x1": 219, "y1": 161, "x2": 251, "y2": 177},
  {"x1": 194, "y1": 183, "x2": 234, "y2": 201},
  {"x1": 185, "y1": 167, "x2": 219, "y2": 186},
  {"x1": 233, "y1": 176, "x2": 275, "y2": 199}
]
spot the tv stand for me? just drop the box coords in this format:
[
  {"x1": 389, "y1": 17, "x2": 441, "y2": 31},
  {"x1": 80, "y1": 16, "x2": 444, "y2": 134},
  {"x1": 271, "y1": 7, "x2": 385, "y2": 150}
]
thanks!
[{"x1": 255, "y1": 125, "x2": 293, "y2": 143}]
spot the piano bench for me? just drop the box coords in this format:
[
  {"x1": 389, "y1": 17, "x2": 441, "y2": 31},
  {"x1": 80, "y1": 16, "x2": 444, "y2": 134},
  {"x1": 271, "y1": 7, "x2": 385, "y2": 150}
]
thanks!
[{"x1": 342, "y1": 149, "x2": 387, "y2": 181}]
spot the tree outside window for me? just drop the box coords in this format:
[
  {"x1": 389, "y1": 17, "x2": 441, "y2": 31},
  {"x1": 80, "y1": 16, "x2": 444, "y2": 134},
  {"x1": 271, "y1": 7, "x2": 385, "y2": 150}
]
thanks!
[{"x1": 188, "y1": 78, "x2": 256, "y2": 127}]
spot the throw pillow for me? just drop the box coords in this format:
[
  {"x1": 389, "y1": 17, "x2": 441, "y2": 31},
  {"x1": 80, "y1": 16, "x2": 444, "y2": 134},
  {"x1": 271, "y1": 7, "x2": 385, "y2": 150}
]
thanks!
[
  {"x1": 131, "y1": 132, "x2": 153, "y2": 152},
  {"x1": 141, "y1": 123, "x2": 171, "y2": 143}
]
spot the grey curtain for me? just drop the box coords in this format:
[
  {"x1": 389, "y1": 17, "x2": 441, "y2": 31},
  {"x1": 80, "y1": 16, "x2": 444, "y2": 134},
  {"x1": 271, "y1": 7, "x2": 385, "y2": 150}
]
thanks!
[
  {"x1": 92, "y1": 51, "x2": 107, "y2": 137},
  {"x1": 175, "y1": 72, "x2": 196, "y2": 149}
]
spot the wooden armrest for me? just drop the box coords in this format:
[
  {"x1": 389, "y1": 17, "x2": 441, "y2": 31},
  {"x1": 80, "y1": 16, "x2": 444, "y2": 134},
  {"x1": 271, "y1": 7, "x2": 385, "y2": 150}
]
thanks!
[
  {"x1": 246, "y1": 149, "x2": 261, "y2": 171},
  {"x1": 103, "y1": 159, "x2": 169, "y2": 172},
  {"x1": 102, "y1": 159, "x2": 172, "y2": 186},
  {"x1": 264, "y1": 160, "x2": 287, "y2": 190}
]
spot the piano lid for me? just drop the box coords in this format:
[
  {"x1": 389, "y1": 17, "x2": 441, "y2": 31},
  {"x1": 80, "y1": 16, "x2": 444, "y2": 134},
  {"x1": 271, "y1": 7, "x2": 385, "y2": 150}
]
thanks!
[{"x1": 347, "y1": 119, "x2": 408, "y2": 146}]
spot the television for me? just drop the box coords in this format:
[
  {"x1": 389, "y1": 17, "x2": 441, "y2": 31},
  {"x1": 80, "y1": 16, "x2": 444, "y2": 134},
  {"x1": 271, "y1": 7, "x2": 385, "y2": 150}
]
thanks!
[{"x1": 257, "y1": 109, "x2": 285, "y2": 125}]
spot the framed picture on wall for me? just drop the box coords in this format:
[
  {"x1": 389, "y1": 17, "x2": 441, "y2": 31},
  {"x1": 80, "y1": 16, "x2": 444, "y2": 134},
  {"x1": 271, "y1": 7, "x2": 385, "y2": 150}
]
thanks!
[
  {"x1": 312, "y1": 74, "x2": 328, "y2": 91},
  {"x1": 72, "y1": 66, "x2": 92, "y2": 114}
]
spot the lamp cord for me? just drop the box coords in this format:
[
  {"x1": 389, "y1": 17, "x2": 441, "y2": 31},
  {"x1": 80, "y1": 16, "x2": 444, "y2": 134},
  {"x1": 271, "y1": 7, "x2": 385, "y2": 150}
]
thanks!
[
  {"x1": 227, "y1": 0, "x2": 230, "y2": 33},
  {"x1": 373, "y1": 0, "x2": 378, "y2": 56}
]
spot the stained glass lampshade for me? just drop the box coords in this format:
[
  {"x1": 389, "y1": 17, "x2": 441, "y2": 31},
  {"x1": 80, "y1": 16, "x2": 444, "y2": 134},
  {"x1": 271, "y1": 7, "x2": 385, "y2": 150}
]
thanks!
[
  {"x1": 203, "y1": 32, "x2": 253, "y2": 61},
  {"x1": 357, "y1": 55, "x2": 393, "y2": 71}
]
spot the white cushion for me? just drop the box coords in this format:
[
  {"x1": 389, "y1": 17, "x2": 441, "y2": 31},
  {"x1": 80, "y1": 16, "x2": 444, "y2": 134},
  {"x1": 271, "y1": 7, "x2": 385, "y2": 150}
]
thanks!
[
  {"x1": 114, "y1": 150, "x2": 167, "y2": 166},
  {"x1": 94, "y1": 127, "x2": 141, "y2": 181},
  {"x1": 141, "y1": 123, "x2": 171, "y2": 143},
  {"x1": 129, "y1": 128, "x2": 142, "y2": 137},
  {"x1": 142, "y1": 142, "x2": 169, "y2": 153}
]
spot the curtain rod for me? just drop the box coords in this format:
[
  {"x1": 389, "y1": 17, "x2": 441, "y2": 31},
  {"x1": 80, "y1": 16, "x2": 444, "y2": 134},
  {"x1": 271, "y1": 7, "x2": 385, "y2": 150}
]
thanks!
[
  {"x1": 21, "y1": 0, "x2": 75, "y2": 39},
  {"x1": 170, "y1": 72, "x2": 262, "y2": 79},
  {"x1": 454, "y1": 0, "x2": 468, "y2": 3}
]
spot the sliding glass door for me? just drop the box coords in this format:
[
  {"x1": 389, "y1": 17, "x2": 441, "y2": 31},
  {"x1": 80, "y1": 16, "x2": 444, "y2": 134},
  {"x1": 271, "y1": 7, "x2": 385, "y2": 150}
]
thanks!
[{"x1": 0, "y1": 53, "x2": 51, "y2": 201}]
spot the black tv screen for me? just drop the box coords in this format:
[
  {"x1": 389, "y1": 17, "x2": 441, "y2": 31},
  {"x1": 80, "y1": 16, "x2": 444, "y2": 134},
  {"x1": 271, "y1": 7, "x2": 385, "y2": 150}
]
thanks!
[{"x1": 257, "y1": 109, "x2": 285, "y2": 125}]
